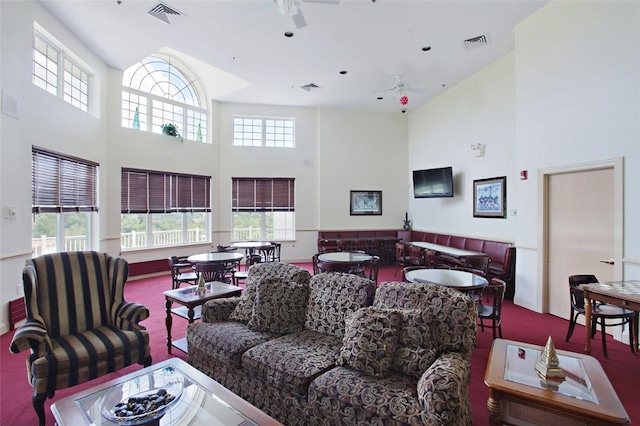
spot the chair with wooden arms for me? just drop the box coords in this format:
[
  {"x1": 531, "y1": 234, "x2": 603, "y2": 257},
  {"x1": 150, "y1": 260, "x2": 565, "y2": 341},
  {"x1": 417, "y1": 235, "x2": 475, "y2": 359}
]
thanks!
[
  {"x1": 477, "y1": 278, "x2": 506, "y2": 339},
  {"x1": 9, "y1": 251, "x2": 152, "y2": 426},
  {"x1": 367, "y1": 255, "x2": 380, "y2": 284},
  {"x1": 233, "y1": 254, "x2": 262, "y2": 286},
  {"x1": 566, "y1": 274, "x2": 636, "y2": 358},
  {"x1": 168, "y1": 255, "x2": 198, "y2": 289},
  {"x1": 461, "y1": 256, "x2": 490, "y2": 275},
  {"x1": 269, "y1": 241, "x2": 282, "y2": 262}
]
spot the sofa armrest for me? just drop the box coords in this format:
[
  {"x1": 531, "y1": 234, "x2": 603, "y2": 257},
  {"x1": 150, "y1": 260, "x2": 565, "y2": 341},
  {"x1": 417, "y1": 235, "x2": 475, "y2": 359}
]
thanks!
[
  {"x1": 9, "y1": 319, "x2": 52, "y2": 356},
  {"x1": 417, "y1": 352, "x2": 472, "y2": 425},
  {"x1": 201, "y1": 297, "x2": 242, "y2": 323}
]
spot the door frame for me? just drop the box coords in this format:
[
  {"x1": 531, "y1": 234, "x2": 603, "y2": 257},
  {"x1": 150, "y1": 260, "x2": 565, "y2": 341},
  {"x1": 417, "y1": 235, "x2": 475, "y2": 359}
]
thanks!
[{"x1": 538, "y1": 157, "x2": 624, "y2": 313}]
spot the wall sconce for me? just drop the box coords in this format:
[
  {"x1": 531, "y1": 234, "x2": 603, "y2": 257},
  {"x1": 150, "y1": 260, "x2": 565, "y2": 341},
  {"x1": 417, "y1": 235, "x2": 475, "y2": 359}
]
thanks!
[{"x1": 471, "y1": 143, "x2": 486, "y2": 157}]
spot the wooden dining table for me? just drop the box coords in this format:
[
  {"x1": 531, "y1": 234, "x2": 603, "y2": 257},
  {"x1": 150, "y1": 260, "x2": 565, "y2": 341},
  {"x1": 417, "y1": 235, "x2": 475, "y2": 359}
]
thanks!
[
  {"x1": 581, "y1": 280, "x2": 640, "y2": 355},
  {"x1": 409, "y1": 241, "x2": 488, "y2": 261}
]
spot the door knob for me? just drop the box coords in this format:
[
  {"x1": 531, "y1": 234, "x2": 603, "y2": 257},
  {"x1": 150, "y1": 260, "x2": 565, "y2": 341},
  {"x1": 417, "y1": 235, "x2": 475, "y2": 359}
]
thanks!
[{"x1": 599, "y1": 258, "x2": 615, "y2": 265}]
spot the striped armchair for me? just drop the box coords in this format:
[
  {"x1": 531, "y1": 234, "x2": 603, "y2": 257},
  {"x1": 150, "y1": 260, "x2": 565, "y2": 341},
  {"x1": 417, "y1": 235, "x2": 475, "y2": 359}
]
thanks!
[{"x1": 9, "y1": 251, "x2": 152, "y2": 426}]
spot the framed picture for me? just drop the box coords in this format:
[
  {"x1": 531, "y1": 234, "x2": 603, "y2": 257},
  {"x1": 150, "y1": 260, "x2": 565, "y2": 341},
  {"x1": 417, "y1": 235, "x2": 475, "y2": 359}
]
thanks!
[
  {"x1": 350, "y1": 190, "x2": 382, "y2": 215},
  {"x1": 473, "y1": 176, "x2": 506, "y2": 218}
]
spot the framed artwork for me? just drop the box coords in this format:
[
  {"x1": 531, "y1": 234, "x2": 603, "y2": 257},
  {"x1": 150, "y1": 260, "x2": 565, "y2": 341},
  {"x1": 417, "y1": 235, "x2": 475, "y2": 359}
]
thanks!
[
  {"x1": 473, "y1": 176, "x2": 506, "y2": 218},
  {"x1": 350, "y1": 190, "x2": 382, "y2": 215}
]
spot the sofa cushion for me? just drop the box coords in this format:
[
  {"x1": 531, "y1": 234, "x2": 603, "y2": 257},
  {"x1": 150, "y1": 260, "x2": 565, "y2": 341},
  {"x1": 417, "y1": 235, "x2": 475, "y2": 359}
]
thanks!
[
  {"x1": 305, "y1": 272, "x2": 377, "y2": 338},
  {"x1": 229, "y1": 262, "x2": 311, "y2": 323},
  {"x1": 373, "y1": 282, "x2": 477, "y2": 380},
  {"x1": 248, "y1": 278, "x2": 309, "y2": 334},
  {"x1": 186, "y1": 321, "x2": 281, "y2": 370},
  {"x1": 242, "y1": 330, "x2": 343, "y2": 396},
  {"x1": 308, "y1": 366, "x2": 425, "y2": 425},
  {"x1": 336, "y1": 307, "x2": 402, "y2": 377}
]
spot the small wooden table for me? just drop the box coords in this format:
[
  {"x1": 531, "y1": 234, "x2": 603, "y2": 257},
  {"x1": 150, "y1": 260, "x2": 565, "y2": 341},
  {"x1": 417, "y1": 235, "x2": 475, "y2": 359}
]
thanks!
[
  {"x1": 164, "y1": 281, "x2": 242, "y2": 353},
  {"x1": 485, "y1": 338, "x2": 629, "y2": 425},
  {"x1": 409, "y1": 241, "x2": 488, "y2": 260},
  {"x1": 581, "y1": 280, "x2": 640, "y2": 355},
  {"x1": 51, "y1": 358, "x2": 282, "y2": 426},
  {"x1": 187, "y1": 251, "x2": 244, "y2": 264}
]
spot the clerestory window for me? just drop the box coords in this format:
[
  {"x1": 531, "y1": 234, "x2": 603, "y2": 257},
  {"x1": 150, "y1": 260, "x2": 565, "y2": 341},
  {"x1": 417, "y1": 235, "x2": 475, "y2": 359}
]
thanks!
[{"x1": 122, "y1": 55, "x2": 208, "y2": 142}]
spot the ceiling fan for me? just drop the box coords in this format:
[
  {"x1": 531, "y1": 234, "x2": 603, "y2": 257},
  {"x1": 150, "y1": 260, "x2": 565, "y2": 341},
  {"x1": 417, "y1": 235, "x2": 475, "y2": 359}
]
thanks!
[
  {"x1": 373, "y1": 75, "x2": 426, "y2": 98},
  {"x1": 275, "y1": 0, "x2": 340, "y2": 29}
]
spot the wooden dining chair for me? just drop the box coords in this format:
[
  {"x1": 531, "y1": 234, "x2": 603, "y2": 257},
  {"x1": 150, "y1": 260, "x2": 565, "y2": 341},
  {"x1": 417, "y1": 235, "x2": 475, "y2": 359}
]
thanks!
[
  {"x1": 401, "y1": 265, "x2": 428, "y2": 283},
  {"x1": 477, "y1": 278, "x2": 506, "y2": 339},
  {"x1": 194, "y1": 262, "x2": 229, "y2": 284},
  {"x1": 168, "y1": 256, "x2": 198, "y2": 289},
  {"x1": 394, "y1": 242, "x2": 411, "y2": 276},
  {"x1": 566, "y1": 274, "x2": 636, "y2": 358}
]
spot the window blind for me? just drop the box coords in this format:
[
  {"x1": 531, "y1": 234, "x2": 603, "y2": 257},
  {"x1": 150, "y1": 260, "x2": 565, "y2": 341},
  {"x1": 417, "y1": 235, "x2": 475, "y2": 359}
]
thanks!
[
  {"x1": 232, "y1": 178, "x2": 295, "y2": 212},
  {"x1": 121, "y1": 168, "x2": 211, "y2": 213},
  {"x1": 32, "y1": 146, "x2": 99, "y2": 213}
]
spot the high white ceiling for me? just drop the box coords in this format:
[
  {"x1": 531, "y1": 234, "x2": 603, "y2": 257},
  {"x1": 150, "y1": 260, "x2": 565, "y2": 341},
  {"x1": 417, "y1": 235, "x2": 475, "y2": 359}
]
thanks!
[{"x1": 39, "y1": 0, "x2": 548, "y2": 113}]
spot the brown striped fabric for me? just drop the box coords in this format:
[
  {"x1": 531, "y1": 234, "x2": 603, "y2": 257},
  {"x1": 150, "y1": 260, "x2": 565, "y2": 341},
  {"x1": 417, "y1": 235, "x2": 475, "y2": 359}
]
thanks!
[{"x1": 10, "y1": 251, "x2": 151, "y2": 396}]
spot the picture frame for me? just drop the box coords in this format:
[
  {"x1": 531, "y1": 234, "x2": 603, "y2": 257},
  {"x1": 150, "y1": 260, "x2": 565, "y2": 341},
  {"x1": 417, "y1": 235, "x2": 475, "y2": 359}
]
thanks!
[
  {"x1": 350, "y1": 190, "x2": 382, "y2": 215},
  {"x1": 473, "y1": 176, "x2": 506, "y2": 218}
]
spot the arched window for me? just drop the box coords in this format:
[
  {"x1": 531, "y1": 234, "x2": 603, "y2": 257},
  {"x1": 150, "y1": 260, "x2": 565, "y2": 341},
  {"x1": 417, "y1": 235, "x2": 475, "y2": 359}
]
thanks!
[{"x1": 121, "y1": 54, "x2": 208, "y2": 142}]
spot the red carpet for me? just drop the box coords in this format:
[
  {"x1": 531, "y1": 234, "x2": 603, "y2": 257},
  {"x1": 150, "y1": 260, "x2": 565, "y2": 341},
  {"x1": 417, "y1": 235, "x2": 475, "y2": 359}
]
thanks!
[{"x1": 2, "y1": 264, "x2": 638, "y2": 425}]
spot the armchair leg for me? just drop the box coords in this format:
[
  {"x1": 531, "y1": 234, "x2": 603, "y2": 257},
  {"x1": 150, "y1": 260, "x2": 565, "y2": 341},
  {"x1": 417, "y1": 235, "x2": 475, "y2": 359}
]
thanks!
[
  {"x1": 141, "y1": 355, "x2": 152, "y2": 368},
  {"x1": 33, "y1": 392, "x2": 48, "y2": 426}
]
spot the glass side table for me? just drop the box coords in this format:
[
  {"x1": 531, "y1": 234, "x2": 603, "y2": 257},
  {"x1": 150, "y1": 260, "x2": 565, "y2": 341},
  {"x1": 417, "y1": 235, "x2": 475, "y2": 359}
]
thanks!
[
  {"x1": 484, "y1": 339, "x2": 629, "y2": 425},
  {"x1": 52, "y1": 358, "x2": 281, "y2": 426}
]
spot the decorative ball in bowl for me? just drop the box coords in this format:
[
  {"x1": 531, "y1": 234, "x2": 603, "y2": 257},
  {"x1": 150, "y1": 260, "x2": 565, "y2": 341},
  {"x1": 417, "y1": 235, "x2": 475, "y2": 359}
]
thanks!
[{"x1": 99, "y1": 375, "x2": 183, "y2": 425}]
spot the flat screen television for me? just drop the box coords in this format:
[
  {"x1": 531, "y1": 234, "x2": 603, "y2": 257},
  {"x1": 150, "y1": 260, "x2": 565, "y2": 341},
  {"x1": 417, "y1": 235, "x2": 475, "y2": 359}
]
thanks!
[{"x1": 413, "y1": 166, "x2": 454, "y2": 198}]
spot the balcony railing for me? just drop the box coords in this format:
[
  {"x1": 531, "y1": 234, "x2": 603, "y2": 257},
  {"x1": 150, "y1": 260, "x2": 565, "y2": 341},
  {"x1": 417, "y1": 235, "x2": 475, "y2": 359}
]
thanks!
[{"x1": 32, "y1": 227, "x2": 292, "y2": 256}]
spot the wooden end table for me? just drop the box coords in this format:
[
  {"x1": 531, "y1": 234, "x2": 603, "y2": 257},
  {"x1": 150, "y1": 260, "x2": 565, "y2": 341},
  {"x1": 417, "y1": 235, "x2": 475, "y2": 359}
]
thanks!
[
  {"x1": 51, "y1": 358, "x2": 282, "y2": 426},
  {"x1": 164, "y1": 281, "x2": 241, "y2": 353},
  {"x1": 484, "y1": 338, "x2": 629, "y2": 425}
]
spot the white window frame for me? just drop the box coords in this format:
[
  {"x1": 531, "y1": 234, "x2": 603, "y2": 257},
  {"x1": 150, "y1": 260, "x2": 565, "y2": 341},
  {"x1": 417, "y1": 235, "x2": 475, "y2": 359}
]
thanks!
[
  {"x1": 33, "y1": 25, "x2": 92, "y2": 113},
  {"x1": 120, "y1": 212, "x2": 211, "y2": 251},
  {"x1": 31, "y1": 212, "x2": 96, "y2": 257},
  {"x1": 121, "y1": 56, "x2": 208, "y2": 143},
  {"x1": 233, "y1": 116, "x2": 295, "y2": 148}
]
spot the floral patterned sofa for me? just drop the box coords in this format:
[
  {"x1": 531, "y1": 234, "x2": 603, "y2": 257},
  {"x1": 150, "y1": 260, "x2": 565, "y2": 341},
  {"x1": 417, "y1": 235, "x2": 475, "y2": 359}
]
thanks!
[{"x1": 186, "y1": 262, "x2": 477, "y2": 426}]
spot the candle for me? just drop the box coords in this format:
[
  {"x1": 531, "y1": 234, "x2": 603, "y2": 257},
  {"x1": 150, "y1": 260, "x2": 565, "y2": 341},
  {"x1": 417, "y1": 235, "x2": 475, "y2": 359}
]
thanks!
[{"x1": 405, "y1": 212, "x2": 408, "y2": 221}]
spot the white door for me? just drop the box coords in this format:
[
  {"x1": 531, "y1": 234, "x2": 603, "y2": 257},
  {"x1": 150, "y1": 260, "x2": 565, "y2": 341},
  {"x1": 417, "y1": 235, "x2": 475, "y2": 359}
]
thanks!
[{"x1": 546, "y1": 167, "x2": 616, "y2": 324}]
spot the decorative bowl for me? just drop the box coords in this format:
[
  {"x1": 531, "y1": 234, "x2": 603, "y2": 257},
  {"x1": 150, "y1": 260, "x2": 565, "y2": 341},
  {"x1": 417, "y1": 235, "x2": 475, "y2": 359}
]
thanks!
[{"x1": 99, "y1": 371, "x2": 183, "y2": 425}]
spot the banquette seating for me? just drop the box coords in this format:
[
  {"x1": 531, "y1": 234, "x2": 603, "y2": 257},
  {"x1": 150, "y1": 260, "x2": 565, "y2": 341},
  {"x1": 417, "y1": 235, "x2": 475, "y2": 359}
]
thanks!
[{"x1": 318, "y1": 229, "x2": 516, "y2": 299}]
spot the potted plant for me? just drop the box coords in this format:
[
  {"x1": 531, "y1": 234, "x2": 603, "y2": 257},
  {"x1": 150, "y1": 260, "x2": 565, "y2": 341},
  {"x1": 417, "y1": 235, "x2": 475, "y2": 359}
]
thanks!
[{"x1": 161, "y1": 123, "x2": 184, "y2": 142}]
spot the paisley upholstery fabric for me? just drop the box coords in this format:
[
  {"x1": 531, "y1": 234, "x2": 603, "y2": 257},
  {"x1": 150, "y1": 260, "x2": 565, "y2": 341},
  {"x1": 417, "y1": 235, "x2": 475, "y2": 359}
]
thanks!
[
  {"x1": 337, "y1": 307, "x2": 402, "y2": 377},
  {"x1": 242, "y1": 330, "x2": 343, "y2": 396},
  {"x1": 248, "y1": 278, "x2": 309, "y2": 333},
  {"x1": 305, "y1": 272, "x2": 376, "y2": 338},
  {"x1": 187, "y1": 275, "x2": 476, "y2": 426},
  {"x1": 308, "y1": 366, "x2": 426, "y2": 425},
  {"x1": 230, "y1": 262, "x2": 311, "y2": 323}
]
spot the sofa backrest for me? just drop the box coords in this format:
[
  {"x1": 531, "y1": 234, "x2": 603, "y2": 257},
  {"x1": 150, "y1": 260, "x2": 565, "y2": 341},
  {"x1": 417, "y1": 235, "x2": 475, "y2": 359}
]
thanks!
[
  {"x1": 25, "y1": 251, "x2": 126, "y2": 338},
  {"x1": 305, "y1": 272, "x2": 376, "y2": 338},
  {"x1": 373, "y1": 281, "x2": 477, "y2": 379},
  {"x1": 229, "y1": 262, "x2": 311, "y2": 323}
]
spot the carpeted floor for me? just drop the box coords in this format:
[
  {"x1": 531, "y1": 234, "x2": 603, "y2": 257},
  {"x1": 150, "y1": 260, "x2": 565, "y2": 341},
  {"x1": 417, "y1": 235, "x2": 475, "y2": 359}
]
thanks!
[{"x1": 1, "y1": 263, "x2": 638, "y2": 425}]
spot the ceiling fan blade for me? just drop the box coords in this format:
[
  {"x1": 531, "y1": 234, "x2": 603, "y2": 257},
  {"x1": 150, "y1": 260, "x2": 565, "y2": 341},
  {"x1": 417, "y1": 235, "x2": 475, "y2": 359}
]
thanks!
[
  {"x1": 292, "y1": 10, "x2": 307, "y2": 28},
  {"x1": 371, "y1": 87, "x2": 395, "y2": 94}
]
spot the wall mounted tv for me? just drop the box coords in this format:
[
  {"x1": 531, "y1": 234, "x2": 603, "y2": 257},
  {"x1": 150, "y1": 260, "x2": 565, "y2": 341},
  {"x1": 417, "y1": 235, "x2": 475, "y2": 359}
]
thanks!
[{"x1": 413, "y1": 166, "x2": 454, "y2": 198}]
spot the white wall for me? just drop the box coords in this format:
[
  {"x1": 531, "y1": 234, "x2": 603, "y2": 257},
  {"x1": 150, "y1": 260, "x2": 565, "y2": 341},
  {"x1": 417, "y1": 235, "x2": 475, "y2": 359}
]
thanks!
[
  {"x1": 407, "y1": 0, "x2": 640, "y2": 311},
  {"x1": 408, "y1": 52, "x2": 517, "y2": 240},
  {"x1": 0, "y1": 1, "x2": 408, "y2": 333}
]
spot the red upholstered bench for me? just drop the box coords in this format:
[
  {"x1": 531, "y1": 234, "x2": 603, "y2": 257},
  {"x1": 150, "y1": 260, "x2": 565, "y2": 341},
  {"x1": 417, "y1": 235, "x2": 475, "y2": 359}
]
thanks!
[{"x1": 407, "y1": 231, "x2": 516, "y2": 300}]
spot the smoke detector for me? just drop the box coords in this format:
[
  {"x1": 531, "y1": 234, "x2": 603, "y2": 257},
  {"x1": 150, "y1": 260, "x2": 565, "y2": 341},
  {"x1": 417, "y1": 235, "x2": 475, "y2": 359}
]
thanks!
[
  {"x1": 148, "y1": 2, "x2": 185, "y2": 25},
  {"x1": 300, "y1": 83, "x2": 322, "y2": 92}
]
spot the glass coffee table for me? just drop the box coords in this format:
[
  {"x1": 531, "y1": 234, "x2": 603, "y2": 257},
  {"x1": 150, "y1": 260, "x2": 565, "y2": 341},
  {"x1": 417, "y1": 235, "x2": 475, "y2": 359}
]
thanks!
[
  {"x1": 485, "y1": 339, "x2": 629, "y2": 425},
  {"x1": 51, "y1": 358, "x2": 282, "y2": 426}
]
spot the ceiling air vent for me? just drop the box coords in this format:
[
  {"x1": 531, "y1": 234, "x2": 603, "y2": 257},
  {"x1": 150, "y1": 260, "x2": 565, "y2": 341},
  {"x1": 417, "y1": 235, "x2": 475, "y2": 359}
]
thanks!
[
  {"x1": 300, "y1": 83, "x2": 322, "y2": 92},
  {"x1": 464, "y1": 34, "x2": 489, "y2": 50},
  {"x1": 148, "y1": 2, "x2": 185, "y2": 25}
]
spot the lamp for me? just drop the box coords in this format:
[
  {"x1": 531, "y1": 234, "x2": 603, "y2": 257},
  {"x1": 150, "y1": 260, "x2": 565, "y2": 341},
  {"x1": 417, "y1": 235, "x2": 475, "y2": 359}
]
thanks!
[{"x1": 471, "y1": 143, "x2": 485, "y2": 157}]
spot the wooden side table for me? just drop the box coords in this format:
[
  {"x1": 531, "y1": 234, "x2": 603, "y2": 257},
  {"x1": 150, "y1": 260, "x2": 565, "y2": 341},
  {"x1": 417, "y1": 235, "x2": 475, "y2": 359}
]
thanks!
[
  {"x1": 164, "y1": 281, "x2": 242, "y2": 353},
  {"x1": 484, "y1": 339, "x2": 629, "y2": 425}
]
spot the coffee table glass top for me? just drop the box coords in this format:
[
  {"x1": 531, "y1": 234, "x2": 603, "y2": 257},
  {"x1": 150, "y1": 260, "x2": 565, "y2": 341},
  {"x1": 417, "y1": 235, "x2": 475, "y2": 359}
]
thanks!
[
  {"x1": 73, "y1": 362, "x2": 257, "y2": 425},
  {"x1": 504, "y1": 343, "x2": 598, "y2": 403},
  {"x1": 164, "y1": 281, "x2": 242, "y2": 304}
]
